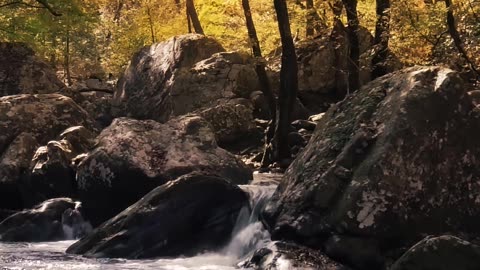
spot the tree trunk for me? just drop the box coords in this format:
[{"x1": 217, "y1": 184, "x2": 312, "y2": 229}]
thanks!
[
  {"x1": 241, "y1": 0, "x2": 277, "y2": 168},
  {"x1": 271, "y1": 0, "x2": 299, "y2": 164},
  {"x1": 65, "y1": 30, "x2": 72, "y2": 86},
  {"x1": 342, "y1": 0, "x2": 360, "y2": 92},
  {"x1": 372, "y1": 0, "x2": 391, "y2": 79},
  {"x1": 113, "y1": 0, "x2": 124, "y2": 25},
  {"x1": 146, "y1": 3, "x2": 156, "y2": 43},
  {"x1": 444, "y1": 0, "x2": 479, "y2": 75},
  {"x1": 186, "y1": 0, "x2": 204, "y2": 34},
  {"x1": 306, "y1": 0, "x2": 314, "y2": 37}
]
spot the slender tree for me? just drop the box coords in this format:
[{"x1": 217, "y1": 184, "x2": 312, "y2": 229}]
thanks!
[
  {"x1": 444, "y1": 0, "x2": 479, "y2": 75},
  {"x1": 372, "y1": 0, "x2": 391, "y2": 79},
  {"x1": 270, "y1": 0, "x2": 299, "y2": 164},
  {"x1": 186, "y1": 0, "x2": 204, "y2": 34},
  {"x1": 342, "y1": 0, "x2": 360, "y2": 92},
  {"x1": 241, "y1": 0, "x2": 277, "y2": 168}
]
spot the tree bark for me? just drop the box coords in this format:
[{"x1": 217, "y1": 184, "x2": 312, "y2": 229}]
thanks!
[
  {"x1": 372, "y1": 0, "x2": 391, "y2": 79},
  {"x1": 271, "y1": 0, "x2": 299, "y2": 163},
  {"x1": 186, "y1": 0, "x2": 204, "y2": 34},
  {"x1": 444, "y1": 0, "x2": 479, "y2": 75},
  {"x1": 65, "y1": 30, "x2": 72, "y2": 86},
  {"x1": 306, "y1": 0, "x2": 314, "y2": 37},
  {"x1": 241, "y1": 0, "x2": 277, "y2": 168},
  {"x1": 146, "y1": 3, "x2": 156, "y2": 43},
  {"x1": 342, "y1": 0, "x2": 360, "y2": 92}
]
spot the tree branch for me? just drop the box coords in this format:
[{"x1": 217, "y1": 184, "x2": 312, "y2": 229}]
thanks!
[{"x1": 0, "y1": 0, "x2": 61, "y2": 16}]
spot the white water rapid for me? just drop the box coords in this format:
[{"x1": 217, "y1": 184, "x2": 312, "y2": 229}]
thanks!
[{"x1": 0, "y1": 173, "x2": 280, "y2": 270}]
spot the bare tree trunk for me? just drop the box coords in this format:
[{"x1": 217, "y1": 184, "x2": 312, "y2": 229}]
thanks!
[
  {"x1": 65, "y1": 30, "x2": 72, "y2": 86},
  {"x1": 186, "y1": 8, "x2": 192, "y2": 33},
  {"x1": 444, "y1": 0, "x2": 479, "y2": 75},
  {"x1": 146, "y1": 3, "x2": 156, "y2": 43},
  {"x1": 113, "y1": 0, "x2": 124, "y2": 25},
  {"x1": 186, "y1": 0, "x2": 204, "y2": 34},
  {"x1": 306, "y1": 0, "x2": 314, "y2": 37},
  {"x1": 372, "y1": 0, "x2": 391, "y2": 79},
  {"x1": 271, "y1": 0, "x2": 299, "y2": 164},
  {"x1": 342, "y1": 0, "x2": 360, "y2": 92},
  {"x1": 241, "y1": 0, "x2": 277, "y2": 168}
]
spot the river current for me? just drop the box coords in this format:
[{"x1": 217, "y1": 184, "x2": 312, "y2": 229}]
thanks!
[{"x1": 0, "y1": 174, "x2": 280, "y2": 270}]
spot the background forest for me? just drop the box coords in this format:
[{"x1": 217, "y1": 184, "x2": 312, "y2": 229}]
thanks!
[{"x1": 1, "y1": 0, "x2": 480, "y2": 83}]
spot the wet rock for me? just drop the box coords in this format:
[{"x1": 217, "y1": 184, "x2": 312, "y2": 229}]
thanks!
[
  {"x1": 263, "y1": 67, "x2": 480, "y2": 268},
  {"x1": 76, "y1": 115, "x2": 252, "y2": 226},
  {"x1": 0, "y1": 198, "x2": 91, "y2": 242},
  {"x1": 390, "y1": 235, "x2": 480, "y2": 270},
  {"x1": 240, "y1": 241, "x2": 351, "y2": 270},
  {"x1": 0, "y1": 42, "x2": 65, "y2": 96},
  {"x1": 67, "y1": 173, "x2": 248, "y2": 259},
  {"x1": 0, "y1": 94, "x2": 95, "y2": 210}
]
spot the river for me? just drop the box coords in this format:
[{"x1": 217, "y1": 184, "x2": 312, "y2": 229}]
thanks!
[{"x1": 0, "y1": 174, "x2": 280, "y2": 270}]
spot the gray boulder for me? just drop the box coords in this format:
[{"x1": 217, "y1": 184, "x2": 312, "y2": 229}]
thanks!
[
  {"x1": 76, "y1": 115, "x2": 252, "y2": 226},
  {"x1": 390, "y1": 235, "x2": 480, "y2": 270},
  {"x1": 0, "y1": 94, "x2": 95, "y2": 210},
  {"x1": 0, "y1": 42, "x2": 64, "y2": 96},
  {"x1": 67, "y1": 173, "x2": 248, "y2": 258},
  {"x1": 263, "y1": 67, "x2": 480, "y2": 267}
]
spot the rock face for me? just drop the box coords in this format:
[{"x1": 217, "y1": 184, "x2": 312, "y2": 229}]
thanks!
[
  {"x1": 76, "y1": 116, "x2": 252, "y2": 226},
  {"x1": 113, "y1": 35, "x2": 263, "y2": 143},
  {"x1": 390, "y1": 235, "x2": 480, "y2": 270},
  {"x1": 113, "y1": 34, "x2": 225, "y2": 121},
  {"x1": 67, "y1": 173, "x2": 248, "y2": 259},
  {"x1": 262, "y1": 67, "x2": 480, "y2": 267},
  {"x1": 29, "y1": 126, "x2": 96, "y2": 202},
  {"x1": 0, "y1": 198, "x2": 91, "y2": 242},
  {"x1": 0, "y1": 42, "x2": 65, "y2": 96},
  {"x1": 0, "y1": 94, "x2": 95, "y2": 210}
]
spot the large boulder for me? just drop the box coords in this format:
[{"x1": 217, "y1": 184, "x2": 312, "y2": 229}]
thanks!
[
  {"x1": 113, "y1": 35, "x2": 263, "y2": 143},
  {"x1": 0, "y1": 42, "x2": 65, "y2": 96},
  {"x1": 113, "y1": 34, "x2": 225, "y2": 121},
  {"x1": 0, "y1": 94, "x2": 95, "y2": 210},
  {"x1": 262, "y1": 67, "x2": 480, "y2": 268},
  {"x1": 390, "y1": 235, "x2": 480, "y2": 270},
  {"x1": 0, "y1": 198, "x2": 91, "y2": 242},
  {"x1": 67, "y1": 173, "x2": 248, "y2": 258},
  {"x1": 76, "y1": 115, "x2": 252, "y2": 226}
]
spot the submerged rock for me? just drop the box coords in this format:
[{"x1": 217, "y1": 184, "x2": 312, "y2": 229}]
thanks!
[
  {"x1": 263, "y1": 67, "x2": 480, "y2": 267},
  {"x1": 0, "y1": 42, "x2": 65, "y2": 97},
  {"x1": 0, "y1": 94, "x2": 95, "y2": 210},
  {"x1": 76, "y1": 115, "x2": 252, "y2": 226},
  {"x1": 240, "y1": 241, "x2": 351, "y2": 270},
  {"x1": 67, "y1": 173, "x2": 248, "y2": 259},
  {"x1": 0, "y1": 198, "x2": 91, "y2": 242},
  {"x1": 390, "y1": 235, "x2": 480, "y2": 270}
]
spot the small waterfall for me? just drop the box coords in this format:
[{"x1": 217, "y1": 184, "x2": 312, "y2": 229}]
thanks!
[{"x1": 222, "y1": 182, "x2": 277, "y2": 259}]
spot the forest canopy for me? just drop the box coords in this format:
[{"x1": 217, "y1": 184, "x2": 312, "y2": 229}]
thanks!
[{"x1": 1, "y1": 0, "x2": 479, "y2": 81}]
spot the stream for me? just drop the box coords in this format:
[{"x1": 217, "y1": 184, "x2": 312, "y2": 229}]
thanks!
[{"x1": 0, "y1": 173, "x2": 280, "y2": 270}]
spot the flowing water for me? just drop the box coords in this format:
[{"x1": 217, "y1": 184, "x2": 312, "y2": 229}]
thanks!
[{"x1": 0, "y1": 173, "x2": 281, "y2": 270}]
